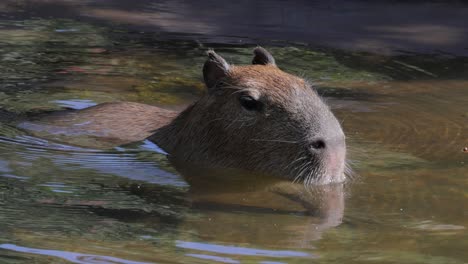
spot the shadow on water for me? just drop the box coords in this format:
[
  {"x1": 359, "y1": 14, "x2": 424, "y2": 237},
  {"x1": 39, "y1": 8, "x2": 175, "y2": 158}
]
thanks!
[{"x1": 2, "y1": 0, "x2": 468, "y2": 56}]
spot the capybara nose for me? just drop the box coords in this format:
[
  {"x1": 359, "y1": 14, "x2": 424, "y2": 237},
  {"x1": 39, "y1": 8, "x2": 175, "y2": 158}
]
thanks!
[
  {"x1": 324, "y1": 139, "x2": 346, "y2": 183},
  {"x1": 308, "y1": 136, "x2": 346, "y2": 183},
  {"x1": 310, "y1": 139, "x2": 327, "y2": 150}
]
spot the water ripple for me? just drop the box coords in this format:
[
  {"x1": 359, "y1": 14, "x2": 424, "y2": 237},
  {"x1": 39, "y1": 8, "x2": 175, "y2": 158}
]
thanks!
[
  {"x1": 0, "y1": 244, "x2": 153, "y2": 264},
  {"x1": 176, "y1": 240, "x2": 314, "y2": 258}
]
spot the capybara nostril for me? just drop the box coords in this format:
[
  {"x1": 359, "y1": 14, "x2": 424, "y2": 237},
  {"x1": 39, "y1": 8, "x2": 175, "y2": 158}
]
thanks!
[{"x1": 310, "y1": 139, "x2": 326, "y2": 150}]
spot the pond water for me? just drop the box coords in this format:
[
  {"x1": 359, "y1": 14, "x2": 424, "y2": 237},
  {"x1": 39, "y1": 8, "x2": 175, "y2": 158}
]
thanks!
[{"x1": 0, "y1": 1, "x2": 467, "y2": 264}]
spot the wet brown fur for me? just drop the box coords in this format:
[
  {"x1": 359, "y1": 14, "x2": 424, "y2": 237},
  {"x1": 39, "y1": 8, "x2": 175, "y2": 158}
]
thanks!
[{"x1": 22, "y1": 48, "x2": 346, "y2": 184}]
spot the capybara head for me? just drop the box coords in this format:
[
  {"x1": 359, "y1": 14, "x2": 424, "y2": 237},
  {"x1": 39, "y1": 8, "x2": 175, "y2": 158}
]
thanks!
[{"x1": 156, "y1": 47, "x2": 347, "y2": 185}]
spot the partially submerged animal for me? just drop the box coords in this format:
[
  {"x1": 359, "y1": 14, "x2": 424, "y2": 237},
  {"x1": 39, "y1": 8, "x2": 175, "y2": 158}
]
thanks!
[{"x1": 21, "y1": 48, "x2": 348, "y2": 184}]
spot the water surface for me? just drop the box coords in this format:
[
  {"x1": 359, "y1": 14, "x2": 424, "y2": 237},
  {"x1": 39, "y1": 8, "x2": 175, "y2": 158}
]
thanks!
[{"x1": 0, "y1": 1, "x2": 467, "y2": 264}]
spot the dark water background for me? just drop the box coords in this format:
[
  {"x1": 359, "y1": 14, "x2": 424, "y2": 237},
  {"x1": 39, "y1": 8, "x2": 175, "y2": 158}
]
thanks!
[{"x1": 0, "y1": 1, "x2": 466, "y2": 263}]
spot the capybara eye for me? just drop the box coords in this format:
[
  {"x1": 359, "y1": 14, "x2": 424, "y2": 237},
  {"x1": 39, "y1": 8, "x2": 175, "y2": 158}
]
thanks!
[{"x1": 239, "y1": 95, "x2": 263, "y2": 111}]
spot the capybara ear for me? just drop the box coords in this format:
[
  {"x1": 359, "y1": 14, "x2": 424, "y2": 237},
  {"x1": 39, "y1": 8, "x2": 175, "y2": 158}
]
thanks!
[
  {"x1": 203, "y1": 50, "x2": 230, "y2": 91},
  {"x1": 252, "y1": 46, "x2": 276, "y2": 66}
]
